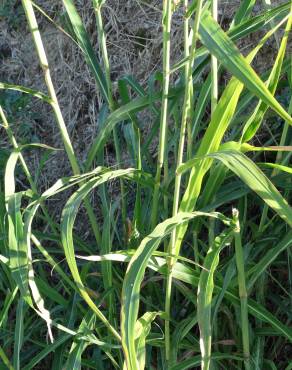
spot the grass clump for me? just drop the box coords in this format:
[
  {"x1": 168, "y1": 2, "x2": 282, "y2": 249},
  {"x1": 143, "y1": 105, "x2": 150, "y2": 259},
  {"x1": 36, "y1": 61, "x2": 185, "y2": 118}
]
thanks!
[{"x1": 0, "y1": 0, "x2": 292, "y2": 369}]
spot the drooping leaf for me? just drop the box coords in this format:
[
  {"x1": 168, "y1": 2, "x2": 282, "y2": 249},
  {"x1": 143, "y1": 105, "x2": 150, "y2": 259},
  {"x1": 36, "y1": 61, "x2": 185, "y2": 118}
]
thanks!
[{"x1": 121, "y1": 211, "x2": 231, "y2": 370}]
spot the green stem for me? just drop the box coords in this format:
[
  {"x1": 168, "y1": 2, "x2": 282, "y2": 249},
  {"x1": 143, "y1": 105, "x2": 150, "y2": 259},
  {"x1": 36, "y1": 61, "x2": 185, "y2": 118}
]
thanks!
[
  {"x1": 93, "y1": 0, "x2": 127, "y2": 231},
  {"x1": 151, "y1": 0, "x2": 173, "y2": 230},
  {"x1": 207, "y1": 0, "x2": 218, "y2": 256},
  {"x1": 233, "y1": 209, "x2": 250, "y2": 370},
  {"x1": 92, "y1": 3, "x2": 123, "y2": 361},
  {"x1": 19, "y1": 0, "x2": 125, "y2": 341},
  {"x1": 21, "y1": 0, "x2": 101, "y2": 246},
  {"x1": 165, "y1": 0, "x2": 203, "y2": 363},
  {"x1": 253, "y1": 273, "x2": 266, "y2": 369},
  {"x1": 211, "y1": 0, "x2": 218, "y2": 113},
  {"x1": 184, "y1": 0, "x2": 192, "y2": 160}
]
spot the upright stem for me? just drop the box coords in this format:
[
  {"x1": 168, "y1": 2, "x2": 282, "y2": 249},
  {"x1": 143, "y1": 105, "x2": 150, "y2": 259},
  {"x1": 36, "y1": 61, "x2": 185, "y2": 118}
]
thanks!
[
  {"x1": 185, "y1": 0, "x2": 192, "y2": 160},
  {"x1": 208, "y1": 0, "x2": 218, "y2": 255},
  {"x1": 164, "y1": 0, "x2": 203, "y2": 363},
  {"x1": 21, "y1": 0, "x2": 101, "y2": 251},
  {"x1": 92, "y1": 4, "x2": 123, "y2": 359},
  {"x1": 211, "y1": 0, "x2": 218, "y2": 113},
  {"x1": 21, "y1": 0, "x2": 124, "y2": 342},
  {"x1": 233, "y1": 209, "x2": 250, "y2": 370},
  {"x1": 93, "y1": 0, "x2": 127, "y2": 231},
  {"x1": 151, "y1": 0, "x2": 173, "y2": 229}
]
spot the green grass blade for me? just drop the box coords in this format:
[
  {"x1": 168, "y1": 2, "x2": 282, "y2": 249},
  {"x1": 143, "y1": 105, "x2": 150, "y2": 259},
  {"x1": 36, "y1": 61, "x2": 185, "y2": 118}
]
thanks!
[
  {"x1": 229, "y1": 1, "x2": 290, "y2": 40},
  {"x1": 166, "y1": 263, "x2": 292, "y2": 341},
  {"x1": 241, "y1": 12, "x2": 292, "y2": 142},
  {"x1": 5, "y1": 151, "x2": 54, "y2": 339},
  {"x1": 259, "y1": 162, "x2": 292, "y2": 174},
  {"x1": 197, "y1": 229, "x2": 233, "y2": 370},
  {"x1": 62, "y1": 0, "x2": 109, "y2": 103},
  {"x1": 208, "y1": 150, "x2": 292, "y2": 227},
  {"x1": 22, "y1": 335, "x2": 71, "y2": 370},
  {"x1": 76, "y1": 250, "x2": 292, "y2": 342},
  {"x1": 232, "y1": 0, "x2": 256, "y2": 26},
  {"x1": 0, "y1": 82, "x2": 52, "y2": 104},
  {"x1": 233, "y1": 210, "x2": 250, "y2": 370},
  {"x1": 65, "y1": 312, "x2": 96, "y2": 370},
  {"x1": 121, "y1": 211, "x2": 231, "y2": 370},
  {"x1": 135, "y1": 311, "x2": 162, "y2": 369},
  {"x1": 179, "y1": 150, "x2": 292, "y2": 227},
  {"x1": 199, "y1": 8, "x2": 292, "y2": 125},
  {"x1": 170, "y1": 353, "x2": 243, "y2": 370},
  {"x1": 13, "y1": 297, "x2": 24, "y2": 370},
  {"x1": 247, "y1": 230, "x2": 292, "y2": 291},
  {"x1": 61, "y1": 168, "x2": 144, "y2": 341},
  {"x1": 174, "y1": 16, "x2": 286, "y2": 257},
  {"x1": 0, "y1": 345, "x2": 14, "y2": 370},
  {"x1": 85, "y1": 94, "x2": 159, "y2": 169},
  {"x1": 0, "y1": 287, "x2": 18, "y2": 329},
  {"x1": 5, "y1": 152, "x2": 29, "y2": 299},
  {"x1": 150, "y1": 0, "x2": 173, "y2": 228}
]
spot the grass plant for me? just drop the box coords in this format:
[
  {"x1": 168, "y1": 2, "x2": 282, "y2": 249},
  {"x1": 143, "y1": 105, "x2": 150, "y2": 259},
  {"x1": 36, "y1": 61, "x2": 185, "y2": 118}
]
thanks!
[{"x1": 0, "y1": 0, "x2": 292, "y2": 369}]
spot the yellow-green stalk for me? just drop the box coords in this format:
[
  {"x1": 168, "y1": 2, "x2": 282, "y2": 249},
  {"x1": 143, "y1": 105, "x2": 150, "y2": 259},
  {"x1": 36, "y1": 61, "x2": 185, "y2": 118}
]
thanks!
[
  {"x1": 92, "y1": 0, "x2": 127, "y2": 229},
  {"x1": 165, "y1": 0, "x2": 204, "y2": 362},
  {"x1": 151, "y1": 0, "x2": 173, "y2": 229},
  {"x1": 21, "y1": 0, "x2": 102, "y2": 246},
  {"x1": 21, "y1": 0, "x2": 122, "y2": 341},
  {"x1": 233, "y1": 209, "x2": 250, "y2": 370},
  {"x1": 211, "y1": 0, "x2": 218, "y2": 113}
]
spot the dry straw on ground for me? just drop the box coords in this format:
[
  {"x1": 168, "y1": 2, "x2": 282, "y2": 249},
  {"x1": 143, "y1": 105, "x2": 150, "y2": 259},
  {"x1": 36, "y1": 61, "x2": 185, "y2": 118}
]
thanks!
[{"x1": 0, "y1": 0, "x2": 287, "y2": 213}]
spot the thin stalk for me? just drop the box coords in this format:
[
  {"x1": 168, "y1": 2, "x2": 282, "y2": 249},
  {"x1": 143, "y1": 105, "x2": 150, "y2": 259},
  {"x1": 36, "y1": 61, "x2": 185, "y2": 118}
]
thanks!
[
  {"x1": 164, "y1": 0, "x2": 204, "y2": 363},
  {"x1": 253, "y1": 274, "x2": 266, "y2": 369},
  {"x1": 92, "y1": 3, "x2": 123, "y2": 361},
  {"x1": 211, "y1": 0, "x2": 218, "y2": 113},
  {"x1": 233, "y1": 209, "x2": 250, "y2": 370},
  {"x1": 20, "y1": 2, "x2": 121, "y2": 341},
  {"x1": 184, "y1": 0, "x2": 192, "y2": 160},
  {"x1": 0, "y1": 105, "x2": 59, "y2": 236},
  {"x1": 93, "y1": 0, "x2": 127, "y2": 229},
  {"x1": 151, "y1": 0, "x2": 173, "y2": 229},
  {"x1": 21, "y1": 0, "x2": 101, "y2": 245},
  {"x1": 208, "y1": 0, "x2": 218, "y2": 260},
  {"x1": 133, "y1": 125, "x2": 142, "y2": 227}
]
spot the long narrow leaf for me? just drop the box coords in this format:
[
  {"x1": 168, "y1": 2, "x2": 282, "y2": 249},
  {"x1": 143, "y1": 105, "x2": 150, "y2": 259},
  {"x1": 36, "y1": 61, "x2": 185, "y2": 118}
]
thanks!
[
  {"x1": 198, "y1": 230, "x2": 233, "y2": 370},
  {"x1": 62, "y1": 0, "x2": 109, "y2": 103},
  {"x1": 179, "y1": 150, "x2": 292, "y2": 227},
  {"x1": 121, "y1": 211, "x2": 231, "y2": 370},
  {"x1": 199, "y1": 8, "x2": 292, "y2": 125}
]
